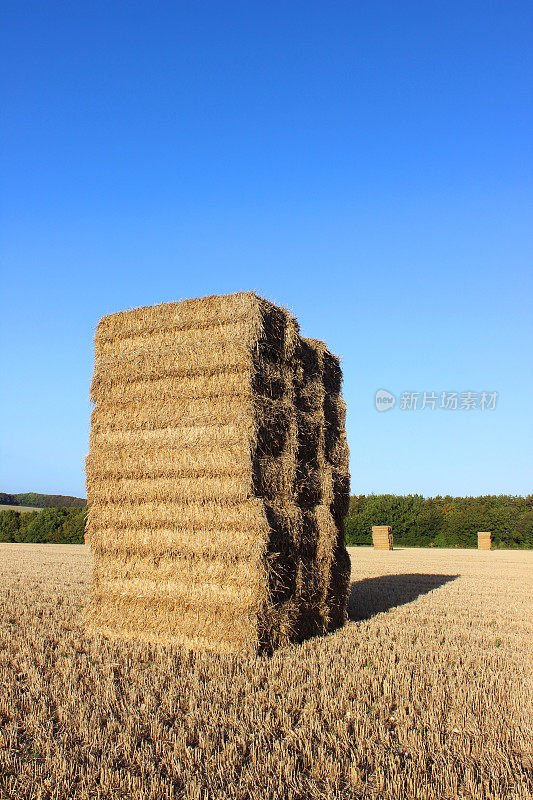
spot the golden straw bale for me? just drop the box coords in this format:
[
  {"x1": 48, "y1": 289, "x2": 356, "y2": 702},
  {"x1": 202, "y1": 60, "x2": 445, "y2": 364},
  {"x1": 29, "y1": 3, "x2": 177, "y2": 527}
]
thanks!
[
  {"x1": 85, "y1": 292, "x2": 350, "y2": 653},
  {"x1": 90, "y1": 423, "x2": 246, "y2": 449},
  {"x1": 372, "y1": 525, "x2": 393, "y2": 550},
  {"x1": 478, "y1": 531, "x2": 492, "y2": 550}
]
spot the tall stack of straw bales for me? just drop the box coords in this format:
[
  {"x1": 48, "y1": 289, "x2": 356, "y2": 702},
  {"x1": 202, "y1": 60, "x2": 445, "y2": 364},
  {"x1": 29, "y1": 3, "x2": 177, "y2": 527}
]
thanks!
[
  {"x1": 478, "y1": 531, "x2": 491, "y2": 550},
  {"x1": 372, "y1": 525, "x2": 393, "y2": 550},
  {"x1": 85, "y1": 292, "x2": 351, "y2": 654}
]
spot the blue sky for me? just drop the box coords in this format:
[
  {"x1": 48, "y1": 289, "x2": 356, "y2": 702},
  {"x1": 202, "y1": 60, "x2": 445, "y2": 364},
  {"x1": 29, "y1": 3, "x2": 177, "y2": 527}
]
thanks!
[{"x1": 1, "y1": 1, "x2": 532, "y2": 498}]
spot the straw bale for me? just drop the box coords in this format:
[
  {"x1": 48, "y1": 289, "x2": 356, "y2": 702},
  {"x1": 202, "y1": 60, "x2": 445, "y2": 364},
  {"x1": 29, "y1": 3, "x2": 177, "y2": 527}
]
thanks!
[
  {"x1": 96, "y1": 317, "x2": 252, "y2": 359},
  {"x1": 87, "y1": 473, "x2": 252, "y2": 504},
  {"x1": 326, "y1": 545, "x2": 352, "y2": 631},
  {"x1": 331, "y1": 436, "x2": 350, "y2": 522},
  {"x1": 90, "y1": 369, "x2": 246, "y2": 406},
  {"x1": 372, "y1": 525, "x2": 393, "y2": 550},
  {"x1": 292, "y1": 338, "x2": 351, "y2": 631},
  {"x1": 85, "y1": 292, "x2": 350, "y2": 653},
  {"x1": 478, "y1": 531, "x2": 492, "y2": 550},
  {"x1": 85, "y1": 598, "x2": 256, "y2": 652},
  {"x1": 94, "y1": 292, "x2": 259, "y2": 341},
  {"x1": 91, "y1": 344, "x2": 250, "y2": 390},
  {"x1": 90, "y1": 526, "x2": 263, "y2": 561},
  {"x1": 85, "y1": 440, "x2": 251, "y2": 479},
  {"x1": 90, "y1": 423, "x2": 245, "y2": 449},
  {"x1": 90, "y1": 394, "x2": 251, "y2": 433},
  {"x1": 87, "y1": 497, "x2": 268, "y2": 532}
]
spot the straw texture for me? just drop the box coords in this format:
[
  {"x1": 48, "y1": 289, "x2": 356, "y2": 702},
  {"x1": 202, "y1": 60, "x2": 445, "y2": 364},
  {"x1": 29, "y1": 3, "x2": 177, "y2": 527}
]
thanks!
[
  {"x1": 478, "y1": 531, "x2": 492, "y2": 551},
  {"x1": 85, "y1": 292, "x2": 350, "y2": 653},
  {"x1": 372, "y1": 525, "x2": 393, "y2": 550}
]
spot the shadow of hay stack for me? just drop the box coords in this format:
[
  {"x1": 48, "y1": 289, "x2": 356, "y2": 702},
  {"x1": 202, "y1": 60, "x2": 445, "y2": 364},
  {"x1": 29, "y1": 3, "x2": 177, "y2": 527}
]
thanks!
[
  {"x1": 84, "y1": 291, "x2": 351, "y2": 654},
  {"x1": 348, "y1": 573, "x2": 459, "y2": 622}
]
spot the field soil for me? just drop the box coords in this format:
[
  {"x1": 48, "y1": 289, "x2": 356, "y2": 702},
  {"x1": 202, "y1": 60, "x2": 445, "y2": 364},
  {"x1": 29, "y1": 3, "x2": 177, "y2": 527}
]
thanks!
[
  {"x1": 0, "y1": 543, "x2": 531, "y2": 800},
  {"x1": 0, "y1": 505, "x2": 42, "y2": 513}
]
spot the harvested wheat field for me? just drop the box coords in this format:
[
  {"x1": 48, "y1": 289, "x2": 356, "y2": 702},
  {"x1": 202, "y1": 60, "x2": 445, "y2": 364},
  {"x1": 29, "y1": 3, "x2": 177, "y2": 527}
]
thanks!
[{"x1": 0, "y1": 544, "x2": 531, "y2": 800}]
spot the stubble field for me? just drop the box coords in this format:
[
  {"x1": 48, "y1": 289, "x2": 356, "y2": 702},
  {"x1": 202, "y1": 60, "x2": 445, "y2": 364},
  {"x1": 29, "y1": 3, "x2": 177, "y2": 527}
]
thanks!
[{"x1": 0, "y1": 543, "x2": 531, "y2": 800}]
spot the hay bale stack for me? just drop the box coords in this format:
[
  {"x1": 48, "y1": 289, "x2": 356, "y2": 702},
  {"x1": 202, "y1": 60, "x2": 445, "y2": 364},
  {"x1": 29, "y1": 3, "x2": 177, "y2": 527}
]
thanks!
[
  {"x1": 85, "y1": 292, "x2": 350, "y2": 653},
  {"x1": 478, "y1": 531, "x2": 492, "y2": 550},
  {"x1": 372, "y1": 525, "x2": 393, "y2": 550},
  {"x1": 291, "y1": 338, "x2": 351, "y2": 637}
]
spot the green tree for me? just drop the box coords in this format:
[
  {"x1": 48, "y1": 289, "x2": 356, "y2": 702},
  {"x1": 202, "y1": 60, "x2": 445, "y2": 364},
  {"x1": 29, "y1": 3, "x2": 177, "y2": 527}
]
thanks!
[
  {"x1": 62, "y1": 508, "x2": 86, "y2": 543},
  {"x1": 0, "y1": 510, "x2": 20, "y2": 542},
  {"x1": 414, "y1": 503, "x2": 443, "y2": 545},
  {"x1": 21, "y1": 508, "x2": 67, "y2": 543},
  {"x1": 512, "y1": 511, "x2": 533, "y2": 549}
]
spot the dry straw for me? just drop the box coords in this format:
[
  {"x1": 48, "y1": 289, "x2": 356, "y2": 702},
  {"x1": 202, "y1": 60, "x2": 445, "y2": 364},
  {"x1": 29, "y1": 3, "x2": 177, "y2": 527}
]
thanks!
[
  {"x1": 85, "y1": 291, "x2": 350, "y2": 653},
  {"x1": 478, "y1": 531, "x2": 492, "y2": 550},
  {"x1": 372, "y1": 525, "x2": 393, "y2": 551}
]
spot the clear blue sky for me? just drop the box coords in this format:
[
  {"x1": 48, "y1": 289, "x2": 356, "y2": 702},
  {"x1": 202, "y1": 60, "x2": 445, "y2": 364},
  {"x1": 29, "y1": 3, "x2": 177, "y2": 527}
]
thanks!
[{"x1": 1, "y1": 1, "x2": 532, "y2": 499}]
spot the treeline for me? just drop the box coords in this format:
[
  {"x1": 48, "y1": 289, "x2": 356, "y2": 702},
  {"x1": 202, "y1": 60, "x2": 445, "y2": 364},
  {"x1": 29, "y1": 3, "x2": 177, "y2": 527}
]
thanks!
[
  {"x1": 0, "y1": 507, "x2": 86, "y2": 544},
  {"x1": 0, "y1": 492, "x2": 86, "y2": 508},
  {"x1": 1, "y1": 494, "x2": 532, "y2": 548},
  {"x1": 345, "y1": 494, "x2": 533, "y2": 548}
]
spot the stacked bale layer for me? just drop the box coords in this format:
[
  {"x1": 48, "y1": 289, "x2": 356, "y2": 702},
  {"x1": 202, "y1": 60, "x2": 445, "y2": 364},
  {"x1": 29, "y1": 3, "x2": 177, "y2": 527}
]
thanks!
[
  {"x1": 478, "y1": 531, "x2": 492, "y2": 551},
  {"x1": 372, "y1": 525, "x2": 393, "y2": 550},
  {"x1": 85, "y1": 292, "x2": 350, "y2": 653}
]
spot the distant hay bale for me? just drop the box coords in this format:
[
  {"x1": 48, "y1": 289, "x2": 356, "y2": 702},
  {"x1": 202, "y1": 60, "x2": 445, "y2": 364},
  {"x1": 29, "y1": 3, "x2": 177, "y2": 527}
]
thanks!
[
  {"x1": 84, "y1": 292, "x2": 350, "y2": 653},
  {"x1": 372, "y1": 525, "x2": 393, "y2": 550},
  {"x1": 478, "y1": 531, "x2": 492, "y2": 550}
]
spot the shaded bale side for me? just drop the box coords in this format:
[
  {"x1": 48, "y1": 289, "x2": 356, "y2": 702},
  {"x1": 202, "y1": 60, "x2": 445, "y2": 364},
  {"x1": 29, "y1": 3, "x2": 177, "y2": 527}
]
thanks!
[
  {"x1": 324, "y1": 395, "x2": 347, "y2": 464},
  {"x1": 329, "y1": 434, "x2": 350, "y2": 524},
  {"x1": 314, "y1": 503, "x2": 341, "y2": 626},
  {"x1": 250, "y1": 305, "x2": 302, "y2": 652},
  {"x1": 293, "y1": 510, "x2": 329, "y2": 639},
  {"x1": 292, "y1": 339, "x2": 332, "y2": 635},
  {"x1": 293, "y1": 340, "x2": 327, "y2": 510},
  {"x1": 325, "y1": 545, "x2": 352, "y2": 631},
  {"x1": 289, "y1": 336, "x2": 351, "y2": 635},
  {"x1": 326, "y1": 427, "x2": 350, "y2": 640},
  {"x1": 324, "y1": 410, "x2": 351, "y2": 631},
  {"x1": 310, "y1": 340, "x2": 350, "y2": 631},
  {"x1": 292, "y1": 339, "x2": 323, "y2": 414},
  {"x1": 294, "y1": 556, "x2": 324, "y2": 640}
]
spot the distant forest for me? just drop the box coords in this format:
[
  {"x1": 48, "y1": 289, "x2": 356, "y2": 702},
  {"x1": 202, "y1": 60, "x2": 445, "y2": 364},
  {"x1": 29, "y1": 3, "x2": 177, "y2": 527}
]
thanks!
[
  {"x1": 0, "y1": 492, "x2": 86, "y2": 509},
  {"x1": 0, "y1": 506, "x2": 86, "y2": 544},
  {"x1": 0, "y1": 492, "x2": 531, "y2": 548}
]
